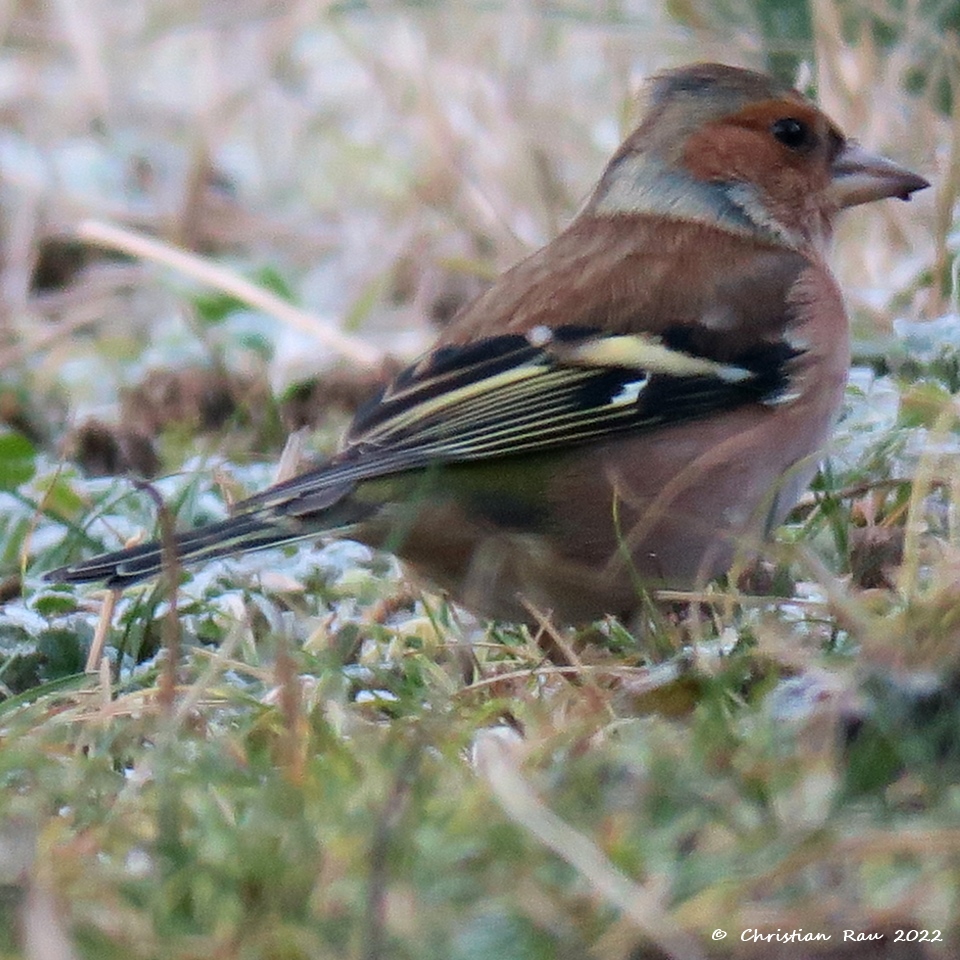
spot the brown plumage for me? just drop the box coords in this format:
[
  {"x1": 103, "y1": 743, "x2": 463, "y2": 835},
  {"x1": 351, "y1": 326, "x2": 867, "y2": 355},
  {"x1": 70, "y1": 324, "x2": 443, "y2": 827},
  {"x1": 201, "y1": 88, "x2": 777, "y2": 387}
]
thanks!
[{"x1": 47, "y1": 63, "x2": 929, "y2": 625}]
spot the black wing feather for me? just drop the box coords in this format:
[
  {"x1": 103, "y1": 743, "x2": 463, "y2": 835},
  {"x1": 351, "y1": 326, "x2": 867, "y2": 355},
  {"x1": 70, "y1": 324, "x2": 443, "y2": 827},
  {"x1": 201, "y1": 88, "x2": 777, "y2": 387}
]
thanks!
[{"x1": 240, "y1": 326, "x2": 801, "y2": 516}]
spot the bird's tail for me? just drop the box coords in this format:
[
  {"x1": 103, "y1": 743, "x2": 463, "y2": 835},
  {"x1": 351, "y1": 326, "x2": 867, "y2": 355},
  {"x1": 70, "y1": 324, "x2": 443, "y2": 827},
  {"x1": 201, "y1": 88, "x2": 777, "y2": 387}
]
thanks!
[{"x1": 44, "y1": 510, "x2": 322, "y2": 589}]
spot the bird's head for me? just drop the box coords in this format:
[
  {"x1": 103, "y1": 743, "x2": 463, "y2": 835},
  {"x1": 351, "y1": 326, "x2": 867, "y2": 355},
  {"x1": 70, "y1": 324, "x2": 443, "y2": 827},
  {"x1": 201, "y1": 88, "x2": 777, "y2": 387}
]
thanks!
[{"x1": 589, "y1": 63, "x2": 929, "y2": 249}]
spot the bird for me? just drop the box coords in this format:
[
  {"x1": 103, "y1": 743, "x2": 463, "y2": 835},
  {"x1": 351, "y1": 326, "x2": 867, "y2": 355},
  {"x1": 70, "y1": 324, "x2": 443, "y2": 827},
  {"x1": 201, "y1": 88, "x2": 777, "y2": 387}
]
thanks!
[{"x1": 46, "y1": 62, "x2": 929, "y2": 625}]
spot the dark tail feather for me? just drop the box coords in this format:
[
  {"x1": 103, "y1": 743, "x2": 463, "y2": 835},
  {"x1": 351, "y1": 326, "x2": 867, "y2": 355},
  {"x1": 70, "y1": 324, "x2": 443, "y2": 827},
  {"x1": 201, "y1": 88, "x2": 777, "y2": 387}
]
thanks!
[{"x1": 45, "y1": 512, "x2": 318, "y2": 589}]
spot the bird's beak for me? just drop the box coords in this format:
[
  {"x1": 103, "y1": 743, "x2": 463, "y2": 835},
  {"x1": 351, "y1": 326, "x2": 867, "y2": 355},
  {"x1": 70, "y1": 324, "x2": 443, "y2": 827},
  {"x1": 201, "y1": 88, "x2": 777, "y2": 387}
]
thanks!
[{"x1": 829, "y1": 141, "x2": 930, "y2": 208}]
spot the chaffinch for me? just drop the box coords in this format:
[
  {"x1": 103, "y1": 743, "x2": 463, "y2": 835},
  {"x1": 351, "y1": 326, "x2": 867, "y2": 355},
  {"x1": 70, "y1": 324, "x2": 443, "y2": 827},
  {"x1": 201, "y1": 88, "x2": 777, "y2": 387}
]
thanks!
[{"x1": 47, "y1": 63, "x2": 929, "y2": 625}]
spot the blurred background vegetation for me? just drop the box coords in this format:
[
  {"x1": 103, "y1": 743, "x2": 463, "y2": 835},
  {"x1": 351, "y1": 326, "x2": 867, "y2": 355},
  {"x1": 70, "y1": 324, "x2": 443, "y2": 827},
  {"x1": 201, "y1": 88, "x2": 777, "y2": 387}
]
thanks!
[{"x1": 0, "y1": 1, "x2": 958, "y2": 958}]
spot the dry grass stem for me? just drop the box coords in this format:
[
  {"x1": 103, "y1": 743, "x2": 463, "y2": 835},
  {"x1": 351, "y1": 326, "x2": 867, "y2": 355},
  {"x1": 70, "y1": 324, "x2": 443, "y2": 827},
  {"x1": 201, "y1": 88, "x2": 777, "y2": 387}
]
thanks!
[
  {"x1": 76, "y1": 220, "x2": 385, "y2": 368},
  {"x1": 475, "y1": 730, "x2": 708, "y2": 960}
]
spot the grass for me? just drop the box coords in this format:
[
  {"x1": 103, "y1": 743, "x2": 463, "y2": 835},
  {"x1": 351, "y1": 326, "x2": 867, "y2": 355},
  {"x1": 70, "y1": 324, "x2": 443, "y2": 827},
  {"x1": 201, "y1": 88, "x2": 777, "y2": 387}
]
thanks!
[{"x1": 0, "y1": 1, "x2": 958, "y2": 958}]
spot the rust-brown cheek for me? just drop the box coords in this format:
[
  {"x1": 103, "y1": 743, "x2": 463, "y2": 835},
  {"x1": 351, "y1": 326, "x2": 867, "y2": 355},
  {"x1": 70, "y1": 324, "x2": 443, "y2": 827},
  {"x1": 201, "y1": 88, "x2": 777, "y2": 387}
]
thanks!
[{"x1": 681, "y1": 122, "x2": 786, "y2": 187}]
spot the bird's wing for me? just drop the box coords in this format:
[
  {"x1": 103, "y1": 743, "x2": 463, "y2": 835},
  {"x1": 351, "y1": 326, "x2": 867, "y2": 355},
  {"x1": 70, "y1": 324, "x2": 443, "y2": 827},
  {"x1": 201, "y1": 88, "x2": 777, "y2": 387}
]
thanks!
[{"x1": 239, "y1": 326, "x2": 802, "y2": 516}]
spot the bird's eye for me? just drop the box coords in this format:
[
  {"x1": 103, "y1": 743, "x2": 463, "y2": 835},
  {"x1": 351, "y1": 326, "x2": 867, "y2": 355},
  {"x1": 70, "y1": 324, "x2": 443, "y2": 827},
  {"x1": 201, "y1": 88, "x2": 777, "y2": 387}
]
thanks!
[{"x1": 771, "y1": 117, "x2": 812, "y2": 150}]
